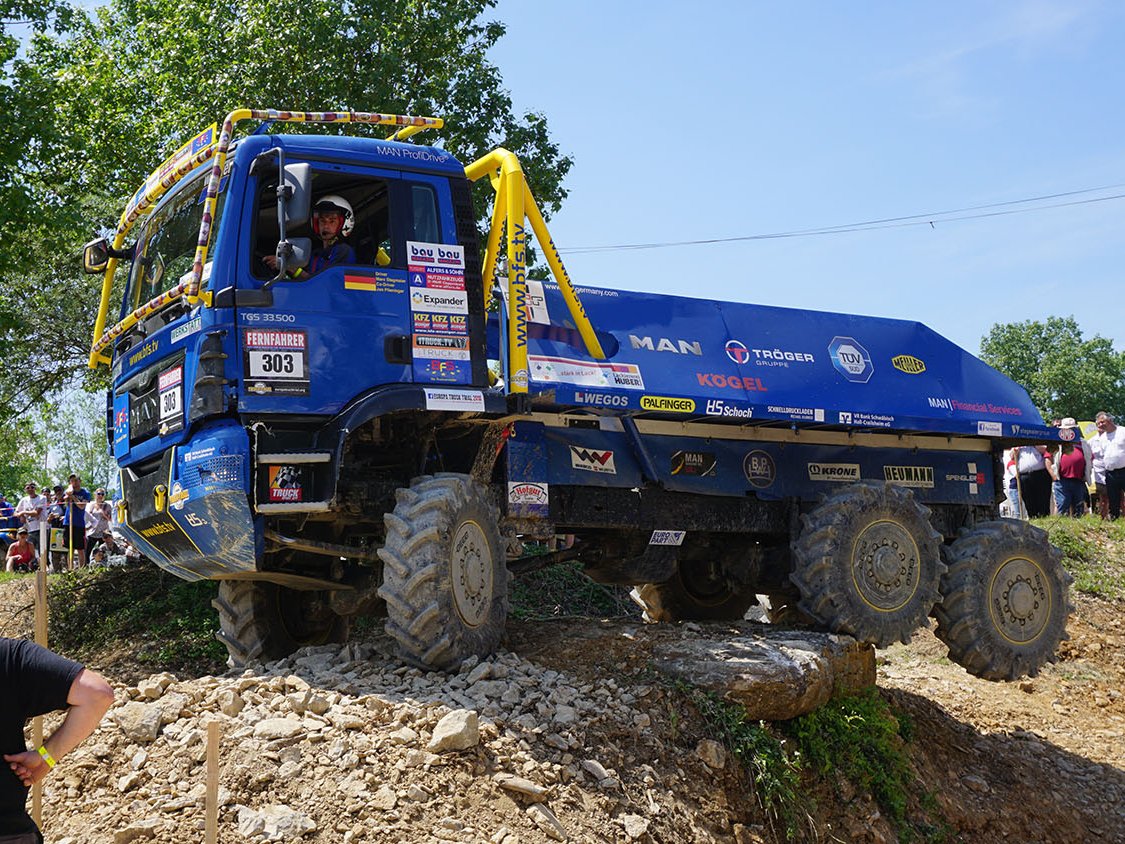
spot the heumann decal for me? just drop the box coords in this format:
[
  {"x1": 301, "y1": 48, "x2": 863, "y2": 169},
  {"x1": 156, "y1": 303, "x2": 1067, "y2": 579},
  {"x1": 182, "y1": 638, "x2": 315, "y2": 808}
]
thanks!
[{"x1": 883, "y1": 466, "x2": 935, "y2": 488}]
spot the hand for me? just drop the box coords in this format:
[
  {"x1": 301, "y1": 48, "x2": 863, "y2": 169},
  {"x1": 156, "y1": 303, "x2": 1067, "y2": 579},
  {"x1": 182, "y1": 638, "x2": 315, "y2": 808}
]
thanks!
[
  {"x1": 262, "y1": 254, "x2": 279, "y2": 271},
  {"x1": 4, "y1": 750, "x2": 50, "y2": 786}
]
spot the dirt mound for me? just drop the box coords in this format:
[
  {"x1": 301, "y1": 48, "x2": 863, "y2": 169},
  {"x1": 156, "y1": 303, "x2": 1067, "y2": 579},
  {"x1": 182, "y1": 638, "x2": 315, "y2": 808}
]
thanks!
[{"x1": 2, "y1": 566, "x2": 1123, "y2": 842}]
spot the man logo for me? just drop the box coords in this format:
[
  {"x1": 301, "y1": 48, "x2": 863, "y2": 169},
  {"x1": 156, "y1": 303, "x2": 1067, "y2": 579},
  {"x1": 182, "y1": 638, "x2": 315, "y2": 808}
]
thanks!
[{"x1": 891, "y1": 354, "x2": 926, "y2": 374}]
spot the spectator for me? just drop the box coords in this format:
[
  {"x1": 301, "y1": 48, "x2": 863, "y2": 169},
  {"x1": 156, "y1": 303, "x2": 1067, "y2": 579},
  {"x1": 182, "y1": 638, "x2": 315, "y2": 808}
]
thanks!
[
  {"x1": 0, "y1": 494, "x2": 16, "y2": 543},
  {"x1": 84, "y1": 489, "x2": 111, "y2": 559},
  {"x1": 1047, "y1": 418, "x2": 1093, "y2": 517},
  {"x1": 4, "y1": 529, "x2": 37, "y2": 574},
  {"x1": 1, "y1": 637, "x2": 115, "y2": 841},
  {"x1": 1014, "y1": 445, "x2": 1052, "y2": 518},
  {"x1": 1092, "y1": 412, "x2": 1125, "y2": 521},
  {"x1": 1001, "y1": 448, "x2": 1022, "y2": 518},
  {"x1": 13, "y1": 484, "x2": 45, "y2": 553},
  {"x1": 61, "y1": 474, "x2": 90, "y2": 569}
]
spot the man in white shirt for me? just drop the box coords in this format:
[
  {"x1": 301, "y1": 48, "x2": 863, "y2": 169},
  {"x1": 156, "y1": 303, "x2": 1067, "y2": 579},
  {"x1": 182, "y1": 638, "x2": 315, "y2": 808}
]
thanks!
[
  {"x1": 13, "y1": 483, "x2": 46, "y2": 554},
  {"x1": 1093, "y1": 412, "x2": 1125, "y2": 520}
]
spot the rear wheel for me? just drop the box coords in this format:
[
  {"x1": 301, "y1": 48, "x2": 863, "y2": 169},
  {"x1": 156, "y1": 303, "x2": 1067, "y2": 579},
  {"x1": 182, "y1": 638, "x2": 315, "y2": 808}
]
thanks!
[
  {"x1": 790, "y1": 481, "x2": 945, "y2": 647},
  {"x1": 213, "y1": 580, "x2": 349, "y2": 667},
  {"x1": 934, "y1": 519, "x2": 1072, "y2": 680},
  {"x1": 635, "y1": 556, "x2": 758, "y2": 622},
  {"x1": 377, "y1": 474, "x2": 508, "y2": 671}
]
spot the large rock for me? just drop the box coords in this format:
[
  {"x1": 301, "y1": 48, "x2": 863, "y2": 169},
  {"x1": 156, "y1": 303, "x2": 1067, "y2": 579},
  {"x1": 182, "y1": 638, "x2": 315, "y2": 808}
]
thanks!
[
  {"x1": 427, "y1": 709, "x2": 479, "y2": 753},
  {"x1": 653, "y1": 627, "x2": 875, "y2": 720},
  {"x1": 114, "y1": 702, "x2": 164, "y2": 743}
]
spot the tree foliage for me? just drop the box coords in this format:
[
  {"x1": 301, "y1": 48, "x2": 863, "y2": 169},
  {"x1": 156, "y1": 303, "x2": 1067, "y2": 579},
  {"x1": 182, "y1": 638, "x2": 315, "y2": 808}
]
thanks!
[
  {"x1": 979, "y1": 316, "x2": 1125, "y2": 422},
  {"x1": 0, "y1": 0, "x2": 571, "y2": 427}
]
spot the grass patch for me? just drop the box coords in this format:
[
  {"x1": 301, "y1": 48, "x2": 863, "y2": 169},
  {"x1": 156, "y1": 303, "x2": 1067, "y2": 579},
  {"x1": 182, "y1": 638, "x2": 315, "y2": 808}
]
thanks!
[
  {"x1": 509, "y1": 560, "x2": 639, "y2": 621},
  {"x1": 679, "y1": 684, "x2": 810, "y2": 841},
  {"x1": 1033, "y1": 515, "x2": 1125, "y2": 600},
  {"x1": 48, "y1": 562, "x2": 226, "y2": 673},
  {"x1": 785, "y1": 688, "x2": 919, "y2": 839}
]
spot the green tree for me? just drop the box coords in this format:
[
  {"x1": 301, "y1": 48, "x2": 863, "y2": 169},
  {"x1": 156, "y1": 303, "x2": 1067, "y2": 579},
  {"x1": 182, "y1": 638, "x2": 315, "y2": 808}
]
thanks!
[
  {"x1": 979, "y1": 316, "x2": 1125, "y2": 422},
  {"x1": 1, "y1": 0, "x2": 571, "y2": 418}
]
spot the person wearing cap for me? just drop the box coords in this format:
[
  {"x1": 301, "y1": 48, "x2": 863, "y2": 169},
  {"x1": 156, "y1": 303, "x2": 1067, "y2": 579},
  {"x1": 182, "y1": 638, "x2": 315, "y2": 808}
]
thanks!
[
  {"x1": 1046, "y1": 418, "x2": 1093, "y2": 517},
  {"x1": 84, "y1": 490, "x2": 112, "y2": 562},
  {"x1": 13, "y1": 485, "x2": 45, "y2": 551},
  {"x1": 5, "y1": 529, "x2": 37, "y2": 574},
  {"x1": 263, "y1": 194, "x2": 356, "y2": 278}
]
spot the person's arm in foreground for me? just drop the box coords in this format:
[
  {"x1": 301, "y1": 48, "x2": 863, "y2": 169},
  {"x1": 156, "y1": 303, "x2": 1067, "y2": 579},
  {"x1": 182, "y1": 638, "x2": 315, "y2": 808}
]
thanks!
[{"x1": 3, "y1": 668, "x2": 115, "y2": 786}]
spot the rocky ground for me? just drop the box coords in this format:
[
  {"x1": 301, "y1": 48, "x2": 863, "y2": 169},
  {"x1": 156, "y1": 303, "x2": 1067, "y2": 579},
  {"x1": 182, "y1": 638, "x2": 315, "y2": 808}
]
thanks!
[{"x1": 1, "y1": 546, "x2": 1123, "y2": 843}]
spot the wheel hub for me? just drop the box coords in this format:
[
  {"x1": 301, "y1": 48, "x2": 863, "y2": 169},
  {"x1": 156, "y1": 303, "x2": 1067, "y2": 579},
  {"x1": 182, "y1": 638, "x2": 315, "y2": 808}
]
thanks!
[
  {"x1": 851, "y1": 520, "x2": 921, "y2": 612},
  {"x1": 990, "y1": 556, "x2": 1049, "y2": 644},
  {"x1": 451, "y1": 520, "x2": 493, "y2": 628}
]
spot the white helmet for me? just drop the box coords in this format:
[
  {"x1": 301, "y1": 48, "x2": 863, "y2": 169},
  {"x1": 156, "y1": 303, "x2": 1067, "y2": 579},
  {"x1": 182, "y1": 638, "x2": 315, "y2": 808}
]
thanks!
[{"x1": 312, "y1": 194, "x2": 354, "y2": 237}]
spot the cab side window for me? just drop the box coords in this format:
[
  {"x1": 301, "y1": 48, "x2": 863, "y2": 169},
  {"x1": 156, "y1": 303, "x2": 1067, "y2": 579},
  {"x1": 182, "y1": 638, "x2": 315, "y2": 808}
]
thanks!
[{"x1": 410, "y1": 184, "x2": 440, "y2": 243}]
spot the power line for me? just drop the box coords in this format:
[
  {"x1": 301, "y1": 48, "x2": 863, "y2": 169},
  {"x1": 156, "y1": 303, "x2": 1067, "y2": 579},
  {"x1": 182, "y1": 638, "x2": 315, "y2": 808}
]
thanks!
[{"x1": 561, "y1": 183, "x2": 1125, "y2": 255}]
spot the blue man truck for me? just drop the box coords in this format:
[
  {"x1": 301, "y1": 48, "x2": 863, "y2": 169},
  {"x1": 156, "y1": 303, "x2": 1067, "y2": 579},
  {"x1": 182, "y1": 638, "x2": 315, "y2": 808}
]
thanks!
[{"x1": 85, "y1": 109, "x2": 1070, "y2": 681}]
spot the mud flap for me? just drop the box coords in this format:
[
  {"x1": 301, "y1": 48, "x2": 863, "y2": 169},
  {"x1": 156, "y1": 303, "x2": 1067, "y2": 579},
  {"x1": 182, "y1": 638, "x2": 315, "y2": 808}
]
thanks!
[{"x1": 119, "y1": 425, "x2": 257, "y2": 581}]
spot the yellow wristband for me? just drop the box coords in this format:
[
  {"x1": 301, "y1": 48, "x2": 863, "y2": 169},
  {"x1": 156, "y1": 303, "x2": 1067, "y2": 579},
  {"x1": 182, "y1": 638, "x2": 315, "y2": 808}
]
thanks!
[{"x1": 37, "y1": 746, "x2": 56, "y2": 769}]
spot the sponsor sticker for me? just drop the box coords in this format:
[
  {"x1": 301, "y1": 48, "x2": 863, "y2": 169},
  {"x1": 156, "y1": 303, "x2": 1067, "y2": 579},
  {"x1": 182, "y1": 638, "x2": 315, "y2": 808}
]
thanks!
[
  {"x1": 507, "y1": 482, "x2": 549, "y2": 516},
  {"x1": 640, "y1": 395, "x2": 696, "y2": 413},
  {"x1": 749, "y1": 347, "x2": 815, "y2": 367},
  {"x1": 268, "y1": 465, "x2": 303, "y2": 502},
  {"x1": 414, "y1": 358, "x2": 470, "y2": 384},
  {"x1": 671, "y1": 451, "x2": 717, "y2": 477},
  {"x1": 158, "y1": 366, "x2": 183, "y2": 432},
  {"x1": 344, "y1": 270, "x2": 406, "y2": 293},
  {"x1": 423, "y1": 387, "x2": 483, "y2": 414},
  {"x1": 499, "y1": 279, "x2": 551, "y2": 325},
  {"x1": 530, "y1": 355, "x2": 645, "y2": 390},
  {"x1": 808, "y1": 463, "x2": 860, "y2": 482},
  {"x1": 409, "y1": 287, "x2": 468, "y2": 314},
  {"x1": 574, "y1": 391, "x2": 629, "y2": 407},
  {"x1": 171, "y1": 317, "x2": 202, "y2": 345},
  {"x1": 629, "y1": 336, "x2": 702, "y2": 355},
  {"x1": 696, "y1": 373, "x2": 767, "y2": 391},
  {"x1": 570, "y1": 446, "x2": 616, "y2": 475},
  {"x1": 168, "y1": 481, "x2": 189, "y2": 510},
  {"x1": 412, "y1": 334, "x2": 471, "y2": 361},
  {"x1": 743, "y1": 450, "x2": 776, "y2": 489},
  {"x1": 724, "y1": 340, "x2": 751, "y2": 364},
  {"x1": 883, "y1": 466, "x2": 935, "y2": 488},
  {"x1": 1058, "y1": 427, "x2": 1076, "y2": 442},
  {"x1": 828, "y1": 336, "x2": 874, "y2": 383},
  {"x1": 243, "y1": 329, "x2": 310, "y2": 396},
  {"x1": 977, "y1": 421, "x2": 1003, "y2": 437},
  {"x1": 649, "y1": 530, "x2": 686, "y2": 546},
  {"x1": 704, "y1": 399, "x2": 753, "y2": 418},
  {"x1": 892, "y1": 354, "x2": 926, "y2": 374}
]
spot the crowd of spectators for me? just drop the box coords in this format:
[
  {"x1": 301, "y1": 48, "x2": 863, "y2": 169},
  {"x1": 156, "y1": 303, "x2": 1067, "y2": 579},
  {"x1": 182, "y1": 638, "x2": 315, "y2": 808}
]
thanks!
[
  {"x1": 1, "y1": 474, "x2": 142, "y2": 573},
  {"x1": 1003, "y1": 411, "x2": 1125, "y2": 520}
]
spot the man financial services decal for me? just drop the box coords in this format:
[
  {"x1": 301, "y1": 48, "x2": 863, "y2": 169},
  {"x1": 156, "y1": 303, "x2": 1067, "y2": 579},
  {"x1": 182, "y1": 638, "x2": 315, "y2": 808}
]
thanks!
[
  {"x1": 670, "y1": 451, "x2": 716, "y2": 477},
  {"x1": 570, "y1": 446, "x2": 616, "y2": 475}
]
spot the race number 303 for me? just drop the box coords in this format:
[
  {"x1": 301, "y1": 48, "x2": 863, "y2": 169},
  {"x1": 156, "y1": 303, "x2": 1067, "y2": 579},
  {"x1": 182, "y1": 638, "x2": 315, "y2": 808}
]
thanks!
[
  {"x1": 248, "y1": 350, "x2": 304, "y2": 378},
  {"x1": 242, "y1": 329, "x2": 311, "y2": 396}
]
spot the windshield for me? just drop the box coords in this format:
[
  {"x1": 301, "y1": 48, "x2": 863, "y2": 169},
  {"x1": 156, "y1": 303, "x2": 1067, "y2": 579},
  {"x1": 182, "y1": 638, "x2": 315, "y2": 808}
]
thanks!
[{"x1": 124, "y1": 172, "x2": 227, "y2": 313}]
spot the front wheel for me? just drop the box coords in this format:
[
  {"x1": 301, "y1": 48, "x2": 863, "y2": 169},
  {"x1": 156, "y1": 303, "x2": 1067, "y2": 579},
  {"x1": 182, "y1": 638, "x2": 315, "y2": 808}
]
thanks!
[
  {"x1": 377, "y1": 474, "x2": 508, "y2": 671},
  {"x1": 213, "y1": 580, "x2": 349, "y2": 667},
  {"x1": 933, "y1": 520, "x2": 1072, "y2": 681}
]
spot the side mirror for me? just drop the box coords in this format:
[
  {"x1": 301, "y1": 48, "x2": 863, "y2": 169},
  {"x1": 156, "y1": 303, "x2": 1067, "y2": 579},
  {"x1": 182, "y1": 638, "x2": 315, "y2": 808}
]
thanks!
[
  {"x1": 283, "y1": 163, "x2": 311, "y2": 228},
  {"x1": 83, "y1": 238, "x2": 110, "y2": 274},
  {"x1": 289, "y1": 237, "x2": 311, "y2": 269}
]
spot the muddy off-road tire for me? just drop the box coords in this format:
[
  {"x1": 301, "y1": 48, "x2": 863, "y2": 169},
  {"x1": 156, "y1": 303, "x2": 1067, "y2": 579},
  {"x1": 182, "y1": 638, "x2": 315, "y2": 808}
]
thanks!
[
  {"x1": 790, "y1": 481, "x2": 945, "y2": 647},
  {"x1": 634, "y1": 556, "x2": 758, "y2": 622},
  {"x1": 377, "y1": 474, "x2": 508, "y2": 671},
  {"x1": 933, "y1": 519, "x2": 1072, "y2": 681},
  {"x1": 213, "y1": 580, "x2": 349, "y2": 667}
]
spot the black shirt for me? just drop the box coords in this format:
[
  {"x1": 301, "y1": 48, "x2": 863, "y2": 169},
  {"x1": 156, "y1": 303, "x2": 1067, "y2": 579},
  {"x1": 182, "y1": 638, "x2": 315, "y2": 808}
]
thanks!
[{"x1": 0, "y1": 638, "x2": 83, "y2": 836}]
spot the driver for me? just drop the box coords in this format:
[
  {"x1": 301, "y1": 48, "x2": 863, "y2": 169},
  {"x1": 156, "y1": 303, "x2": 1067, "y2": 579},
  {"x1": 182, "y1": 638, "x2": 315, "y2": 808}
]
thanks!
[{"x1": 264, "y1": 194, "x2": 356, "y2": 277}]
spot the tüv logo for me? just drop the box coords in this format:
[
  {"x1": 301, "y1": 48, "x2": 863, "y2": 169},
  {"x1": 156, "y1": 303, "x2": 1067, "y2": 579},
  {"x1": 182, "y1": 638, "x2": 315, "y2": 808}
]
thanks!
[{"x1": 828, "y1": 336, "x2": 874, "y2": 383}]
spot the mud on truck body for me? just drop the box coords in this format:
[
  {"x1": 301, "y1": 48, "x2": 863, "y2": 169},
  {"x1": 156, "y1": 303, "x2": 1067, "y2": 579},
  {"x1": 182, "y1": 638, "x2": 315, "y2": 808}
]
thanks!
[{"x1": 85, "y1": 109, "x2": 1070, "y2": 681}]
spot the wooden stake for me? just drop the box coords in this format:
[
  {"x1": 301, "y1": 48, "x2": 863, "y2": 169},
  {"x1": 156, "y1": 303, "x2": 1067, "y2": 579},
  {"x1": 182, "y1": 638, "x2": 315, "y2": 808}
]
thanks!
[
  {"x1": 31, "y1": 528, "x2": 48, "y2": 827},
  {"x1": 206, "y1": 720, "x2": 220, "y2": 844}
]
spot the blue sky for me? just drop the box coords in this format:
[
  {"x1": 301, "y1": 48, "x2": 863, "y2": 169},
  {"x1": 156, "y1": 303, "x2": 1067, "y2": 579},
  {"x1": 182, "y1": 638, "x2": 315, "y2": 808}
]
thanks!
[{"x1": 487, "y1": 1, "x2": 1125, "y2": 356}]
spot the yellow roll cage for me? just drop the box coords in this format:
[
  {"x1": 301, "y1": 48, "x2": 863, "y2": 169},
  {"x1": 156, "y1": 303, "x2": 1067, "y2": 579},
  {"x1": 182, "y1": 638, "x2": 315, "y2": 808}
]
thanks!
[{"x1": 87, "y1": 108, "x2": 605, "y2": 394}]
